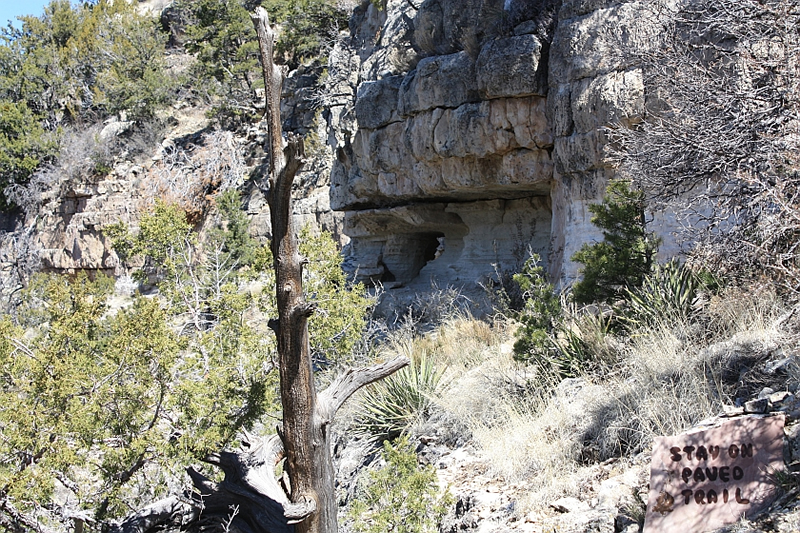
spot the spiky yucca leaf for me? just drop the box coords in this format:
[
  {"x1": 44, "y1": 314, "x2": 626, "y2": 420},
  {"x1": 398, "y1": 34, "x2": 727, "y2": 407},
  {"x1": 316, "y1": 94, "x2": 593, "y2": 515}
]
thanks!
[
  {"x1": 354, "y1": 354, "x2": 444, "y2": 442},
  {"x1": 624, "y1": 260, "x2": 704, "y2": 325}
]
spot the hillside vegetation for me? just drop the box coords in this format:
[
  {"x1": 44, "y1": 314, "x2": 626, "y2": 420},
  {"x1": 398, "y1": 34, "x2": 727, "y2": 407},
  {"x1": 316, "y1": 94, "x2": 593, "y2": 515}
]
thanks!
[{"x1": 0, "y1": 0, "x2": 798, "y2": 533}]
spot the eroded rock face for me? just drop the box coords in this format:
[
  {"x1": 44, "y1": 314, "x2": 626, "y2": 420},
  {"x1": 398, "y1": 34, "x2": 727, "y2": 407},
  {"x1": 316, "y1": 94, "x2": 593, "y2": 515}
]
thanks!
[
  {"x1": 330, "y1": 0, "x2": 664, "y2": 297},
  {"x1": 344, "y1": 197, "x2": 551, "y2": 291},
  {"x1": 1, "y1": 0, "x2": 674, "y2": 307}
]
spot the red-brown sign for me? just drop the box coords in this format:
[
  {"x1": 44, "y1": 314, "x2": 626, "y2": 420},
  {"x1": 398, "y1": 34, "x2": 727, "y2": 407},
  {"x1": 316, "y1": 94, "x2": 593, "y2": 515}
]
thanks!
[{"x1": 643, "y1": 414, "x2": 785, "y2": 533}]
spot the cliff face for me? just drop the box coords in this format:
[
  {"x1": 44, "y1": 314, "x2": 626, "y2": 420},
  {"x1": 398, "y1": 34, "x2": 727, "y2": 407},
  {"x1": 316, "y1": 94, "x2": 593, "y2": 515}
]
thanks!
[
  {"x1": 328, "y1": 0, "x2": 670, "y2": 299},
  {"x1": 0, "y1": 0, "x2": 672, "y2": 305}
]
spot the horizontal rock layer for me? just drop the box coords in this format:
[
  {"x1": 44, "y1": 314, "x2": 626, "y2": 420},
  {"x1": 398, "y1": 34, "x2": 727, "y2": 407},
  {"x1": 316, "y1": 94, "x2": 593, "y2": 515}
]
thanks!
[{"x1": 332, "y1": 0, "x2": 660, "y2": 292}]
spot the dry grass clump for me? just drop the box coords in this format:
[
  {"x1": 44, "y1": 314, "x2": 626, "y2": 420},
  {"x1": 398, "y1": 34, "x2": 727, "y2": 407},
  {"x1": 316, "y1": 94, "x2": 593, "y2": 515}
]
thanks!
[
  {"x1": 346, "y1": 286, "x2": 795, "y2": 513},
  {"x1": 349, "y1": 312, "x2": 510, "y2": 443},
  {"x1": 424, "y1": 286, "x2": 796, "y2": 512}
]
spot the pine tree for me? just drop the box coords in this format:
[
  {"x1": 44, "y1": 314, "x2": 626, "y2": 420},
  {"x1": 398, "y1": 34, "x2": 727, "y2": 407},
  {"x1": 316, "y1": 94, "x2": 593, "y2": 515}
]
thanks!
[{"x1": 571, "y1": 180, "x2": 660, "y2": 305}]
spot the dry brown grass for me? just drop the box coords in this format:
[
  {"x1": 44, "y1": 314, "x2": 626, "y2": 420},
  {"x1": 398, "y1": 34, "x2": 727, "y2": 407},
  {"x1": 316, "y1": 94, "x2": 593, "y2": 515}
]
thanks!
[{"x1": 421, "y1": 287, "x2": 796, "y2": 513}]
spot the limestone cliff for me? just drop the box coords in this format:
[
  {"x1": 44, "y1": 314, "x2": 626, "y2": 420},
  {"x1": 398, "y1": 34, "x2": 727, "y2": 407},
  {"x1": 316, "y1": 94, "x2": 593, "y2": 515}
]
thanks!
[
  {"x1": 327, "y1": 0, "x2": 676, "y2": 302},
  {"x1": 0, "y1": 0, "x2": 675, "y2": 307}
]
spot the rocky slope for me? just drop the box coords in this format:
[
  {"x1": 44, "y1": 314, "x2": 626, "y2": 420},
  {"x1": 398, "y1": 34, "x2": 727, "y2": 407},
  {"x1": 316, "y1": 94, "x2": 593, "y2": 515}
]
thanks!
[
  {"x1": 0, "y1": 0, "x2": 685, "y2": 309},
  {"x1": 332, "y1": 315, "x2": 800, "y2": 533}
]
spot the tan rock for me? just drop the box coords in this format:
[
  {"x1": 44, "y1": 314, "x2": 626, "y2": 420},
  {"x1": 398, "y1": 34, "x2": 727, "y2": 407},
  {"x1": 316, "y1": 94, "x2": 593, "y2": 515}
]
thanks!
[
  {"x1": 570, "y1": 69, "x2": 644, "y2": 134},
  {"x1": 644, "y1": 415, "x2": 785, "y2": 533}
]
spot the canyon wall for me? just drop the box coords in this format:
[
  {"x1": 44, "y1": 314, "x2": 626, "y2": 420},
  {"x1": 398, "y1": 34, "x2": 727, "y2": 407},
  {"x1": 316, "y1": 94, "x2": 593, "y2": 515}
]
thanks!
[
  {"x1": 328, "y1": 0, "x2": 672, "y2": 302},
  {"x1": 0, "y1": 0, "x2": 679, "y2": 307}
]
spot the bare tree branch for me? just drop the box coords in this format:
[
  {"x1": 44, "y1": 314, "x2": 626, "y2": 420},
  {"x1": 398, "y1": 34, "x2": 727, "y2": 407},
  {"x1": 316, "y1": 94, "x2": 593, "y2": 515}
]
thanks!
[{"x1": 318, "y1": 356, "x2": 410, "y2": 419}]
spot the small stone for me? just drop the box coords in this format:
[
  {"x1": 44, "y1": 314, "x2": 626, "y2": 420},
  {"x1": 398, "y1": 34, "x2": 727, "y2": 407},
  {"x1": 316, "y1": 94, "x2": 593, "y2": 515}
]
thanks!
[
  {"x1": 745, "y1": 398, "x2": 769, "y2": 413},
  {"x1": 759, "y1": 387, "x2": 776, "y2": 399},
  {"x1": 549, "y1": 497, "x2": 590, "y2": 514},
  {"x1": 770, "y1": 391, "x2": 794, "y2": 408},
  {"x1": 722, "y1": 405, "x2": 745, "y2": 416},
  {"x1": 765, "y1": 356, "x2": 796, "y2": 374}
]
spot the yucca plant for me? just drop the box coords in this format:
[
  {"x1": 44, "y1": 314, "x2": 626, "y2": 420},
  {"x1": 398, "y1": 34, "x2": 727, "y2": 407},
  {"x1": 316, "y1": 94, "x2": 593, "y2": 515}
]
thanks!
[
  {"x1": 354, "y1": 352, "x2": 444, "y2": 442},
  {"x1": 623, "y1": 259, "x2": 704, "y2": 326}
]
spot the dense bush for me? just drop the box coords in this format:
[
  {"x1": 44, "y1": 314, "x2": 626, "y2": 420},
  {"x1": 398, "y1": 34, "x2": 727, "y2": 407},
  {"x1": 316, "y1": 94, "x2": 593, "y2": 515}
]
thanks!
[
  {"x1": 0, "y1": 195, "x2": 374, "y2": 527},
  {"x1": 0, "y1": 0, "x2": 176, "y2": 208},
  {"x1": 571, "y1": 180, "x2": 660, "y2": 305},
  {"x1": 511, "y1": 253, "x2": 561, "y2": 362},
  {"x1": 0, "y1": 0, "x2": 174, "y2": 122},
  {"x1": 349, "y1": 436, "x2": 451, "y2": 533},
  {"x1": 0, "y1": 100, "x2": 58, "y2": 209},
  {"x1": 0, "y1": 271, "x2": 275, "y2": 522},
  {"x1": 179, "y1": 0, "x2": 347, "y2": 125}
]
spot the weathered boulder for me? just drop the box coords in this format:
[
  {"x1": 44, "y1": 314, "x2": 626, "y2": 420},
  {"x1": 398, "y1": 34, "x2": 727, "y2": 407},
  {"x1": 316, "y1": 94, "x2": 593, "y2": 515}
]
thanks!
[
  {"x1": 477, "y1": 34, "x2": 547, "y2": 99},
  {"x1": 549, "y1": 3, "x2": 659, "y2": 84},
  {"x1": 398, "y1": 52, "x2": 479, "y2": 116},
  {"x1": 412, "y1": 0, "x2": 506, "y2": 57},
  {"x1": 570, "y1": 69, "x2": 644, "y2": 133},
  {"x1": 355, "y1": 76, "x2": 404, "y2": 130}
]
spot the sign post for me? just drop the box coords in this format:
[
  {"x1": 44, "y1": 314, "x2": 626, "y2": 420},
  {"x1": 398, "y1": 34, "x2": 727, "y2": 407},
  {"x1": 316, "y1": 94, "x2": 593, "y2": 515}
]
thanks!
[{"x1": 644, "y1": 415, "x2": 785, "y2": 532}]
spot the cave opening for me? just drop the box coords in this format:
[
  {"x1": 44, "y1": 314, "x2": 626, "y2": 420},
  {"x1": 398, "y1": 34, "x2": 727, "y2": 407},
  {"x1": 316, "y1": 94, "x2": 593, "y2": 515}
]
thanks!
[{"x1": 379, "y1": 231, "x2": 447, "y2": 286}]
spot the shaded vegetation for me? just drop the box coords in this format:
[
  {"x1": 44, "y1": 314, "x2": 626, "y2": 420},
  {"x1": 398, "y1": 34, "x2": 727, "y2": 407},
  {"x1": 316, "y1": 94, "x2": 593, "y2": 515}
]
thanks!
[{"x1": 0, "y1": 0, "x2": 175, "y2": 208}]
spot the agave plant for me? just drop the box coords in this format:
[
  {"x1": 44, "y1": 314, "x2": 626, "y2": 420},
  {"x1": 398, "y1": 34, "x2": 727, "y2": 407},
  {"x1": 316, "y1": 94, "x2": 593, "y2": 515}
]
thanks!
[
  {"x1": 624, "y1": 259, "x2": 704, "y2": 325},
  {"x1": 353, "y1": 351, "x2": 445, "y2": 442}
]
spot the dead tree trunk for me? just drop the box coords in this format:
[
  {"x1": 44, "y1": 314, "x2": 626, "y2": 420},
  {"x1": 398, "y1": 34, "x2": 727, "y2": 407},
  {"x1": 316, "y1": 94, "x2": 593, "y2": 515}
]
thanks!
[
  {"x1": 112, "y1": 10, "x2": 407, "y2": 533},
  {"x1": 250, "y1": 7, "x2": 408, "y2": 533}
]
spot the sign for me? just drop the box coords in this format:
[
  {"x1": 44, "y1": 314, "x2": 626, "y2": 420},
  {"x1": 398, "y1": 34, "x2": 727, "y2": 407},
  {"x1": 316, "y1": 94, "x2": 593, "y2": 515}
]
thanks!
[{"x1": 643, "y1": 414, "x2": 785, "y2": 532}]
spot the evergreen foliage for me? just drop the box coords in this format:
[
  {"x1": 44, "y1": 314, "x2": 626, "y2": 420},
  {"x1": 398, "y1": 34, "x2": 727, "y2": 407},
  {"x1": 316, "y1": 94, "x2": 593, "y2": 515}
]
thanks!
[
  {"x1": 511, "y1": 253, "x2": 561, "y2": 362},
  {"x1": 298, "y1": 225, "x2": 371, "y2": 367},
  {"x1": 178, "y1": 0, "x2": 262, "y2": 124},
  {"x1": 571, "y1": 180, "x2": 660, "y2": 305},
  {"x1": 510, "y1": 254, "x2": 613, "y2": 378},
  {"x1": 0, "y1": 100, "x2": 58, "y2": 209},
  {"x1": 0, "y1": 195, "x2": 374, "y2": 526},
  {"x1": 0, "y1": 270, "x2": 277, "y2": 521},
  {"x1": 267, "y1": 0, "x2": 349, "y2": 68},
  {"x1": 0, "y1": 0, "x2": 174, "y2": 122},
  {"x1": 0, "y1": 273, "x2": 182, "y2": 520},
  {"x1": 0, "y1": 0, "x2": 176, "y2": 208},
  {"x1": 349, "y1": 436, "x2": 451, "y2": 533},
  {"x1": 179, "y1": 0, "x2": 347, "y2": 125},
  {"x1": 211, "y1": 188, "x2": 259, "y2": 266}
]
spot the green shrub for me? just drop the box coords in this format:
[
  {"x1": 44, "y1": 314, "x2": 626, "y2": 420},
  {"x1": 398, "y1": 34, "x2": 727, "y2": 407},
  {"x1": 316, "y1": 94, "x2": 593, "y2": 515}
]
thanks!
[
  {"x1": 210, "y1": 189, "x2": 259, "y2": 267},
  {"x1": 178, "y1": 0, "x2": 262, "y2": 124},
  {"x1": 106, "y1": 199, "x2": 194, "y2": 283},
  {"x1": 349, "y1": 436, "x2": 451, "y2": 533},
  {"x1": 623, "y1": 259, "x2": 704, "y2": 326},
  {"x1": 179, "y1": 0, "x2": 347, "y2": 125},
  {"x1": 299, "y1": 226, "x2": 372, "y2": 367},
  {"x1": 0, "y1": 0, "x2": 175, "y2": 207},
  {"x1": 269, "y1": 0, "x2": 349, "y2": 68},
  {"x1": 354, "y1": 352, "x2": 444, "y2": 442},
  {"x1": 571, "y1": 180, "x2": 660, "y2": 305},
  {"x1": 511, "y1": 252, "x2": 620, "y2": 378},
  {"x1": 0, "y1": 268, "x2": 280, "y2": 523},
  {"x1": 512, "y1": 253, "x2": 562, "y2": 363},
  {"x1": 0, "y1": 99, "x2": 58, "y2": 208},
  {"x1": 0, "y1": 0, "x2": 174, "y2": 121}
]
